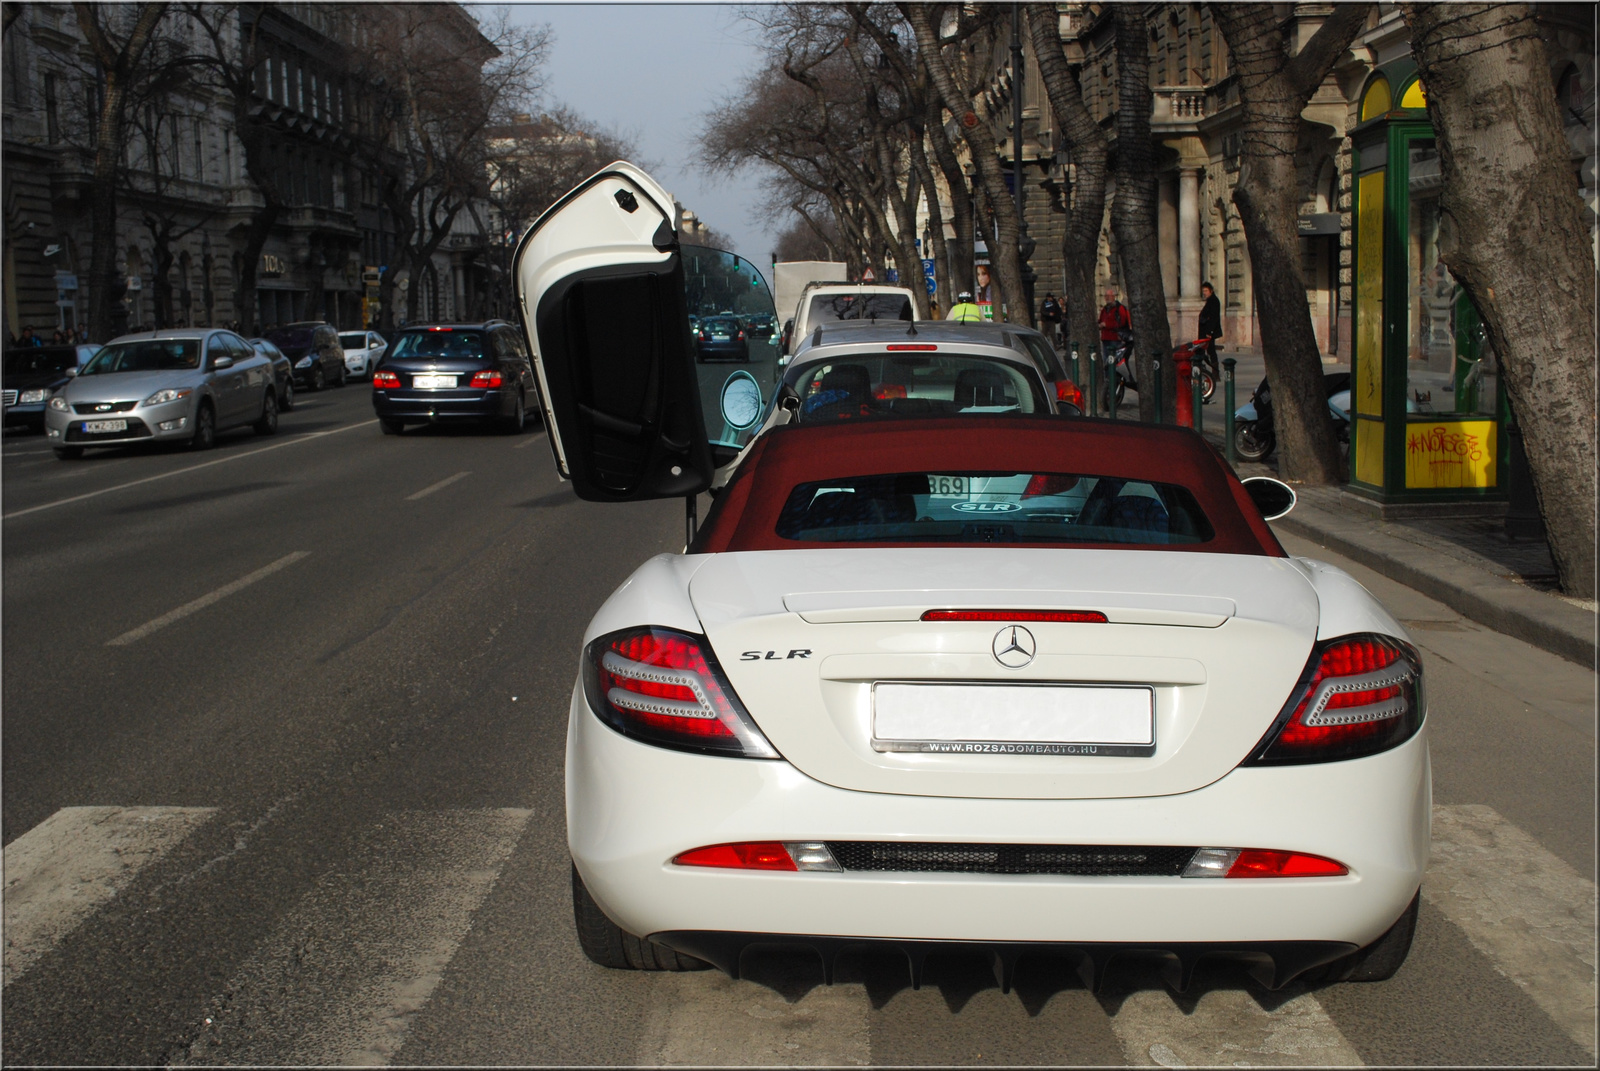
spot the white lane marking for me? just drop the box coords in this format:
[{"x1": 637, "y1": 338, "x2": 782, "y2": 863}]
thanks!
[
  {"x1": 2, "y1": 419, "x2": 378, "y2": 520},
  {"x1": 2, "y1": 806, "x2": 216, "y2": 985},
  {"x1": 180, "y1": 809, "x2": 531, "y2": 1066},
  {"x1": 105, "y1": 552, "x2": 311, "y2": 646},
  {"x1": 406, "y1": 470, "x2": 471, "y2": 501},
  {"x1": 640, "y1": 971, "x2": 871, "y2": 1066},
  {"x1": 1425, "y1": 804, "x2": 1597, "y2": 1056},
  {"x1": 512, "y1": 433, "x2": 545, "y2": 449},
  {"x1": 1110, "y1": 985, "x2": 1362, "y2": 1067}
]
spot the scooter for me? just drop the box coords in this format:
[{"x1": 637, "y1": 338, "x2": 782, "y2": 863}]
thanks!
[
  {"x1": 1172, "y1": 338, "x2": 1219, "y2": 402},
  {"x1": 1103, "y1": 335, "x2": 1136, "y2": 411},
  {"x1": 1233, "y1": 371, "x2": 1350, "y2": 463}
]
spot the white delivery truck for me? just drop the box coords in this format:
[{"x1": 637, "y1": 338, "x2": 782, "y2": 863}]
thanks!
[{"x1": 772, "y1": 261, "x2": 847, "y2": 333}]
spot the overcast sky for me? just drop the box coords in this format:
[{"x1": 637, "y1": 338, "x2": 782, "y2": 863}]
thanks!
[{"x1": 506, "y1": 3, "x2": 776, "y2": 278}]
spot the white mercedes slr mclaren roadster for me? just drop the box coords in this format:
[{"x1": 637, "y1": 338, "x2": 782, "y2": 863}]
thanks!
[{"x1": 513, "y1": 163, "x2": 1428, "y2": 993}]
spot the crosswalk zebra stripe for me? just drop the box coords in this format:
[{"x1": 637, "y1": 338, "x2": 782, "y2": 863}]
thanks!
[
  {"x1": 1425, "y1": 803, "x2": 1597, "y2": 1056},
  {"x1": 638, "y1": 969, "x2": 871, "y2": 1066},
  {"x1": 1110, "y1": 985, "x2": 1363, "y2": 1067},
  {"x1": 177, "y1": 808, "x2": 532, "y2": 1066},
  {"x1": 2, "y1": 806, "x2": 217, "y2": 986}
]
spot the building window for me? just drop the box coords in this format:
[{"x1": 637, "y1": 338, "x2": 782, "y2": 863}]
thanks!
[{"x1": 44, "y1": 73, "x2": 60, "y2": 144}]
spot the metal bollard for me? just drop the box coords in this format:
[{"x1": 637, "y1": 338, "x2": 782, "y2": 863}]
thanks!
[
  {"x1": 1223, "y1": 357, "x2": 1237, "y2": 465},
  {"x1": 1071, "y1": 341, "x2": 1082, "y2": 413},
  {"x1": 1192, "y1": 366, "x2": 1204, "y2": 435},
  {"x1": 1087, "y1": 343, "x2": 1099, "y2": 419},
  {"x1": 1150, "y1": 357, "x2": 1162, "y2": 424}
]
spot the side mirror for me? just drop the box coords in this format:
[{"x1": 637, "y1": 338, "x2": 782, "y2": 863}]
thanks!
[
  {"x1": 212, "y1": 355, "x2": 235, "y2": 370},
  {"x1": 64, "y1": 366, "x2": 79, "y2": 377},
  {"x1": 1058, "y1": 401, "x2": 1083, "y2": 417},
  {"x1": 1241, "y1": 476, "x2": 1296, "y2": 521}
]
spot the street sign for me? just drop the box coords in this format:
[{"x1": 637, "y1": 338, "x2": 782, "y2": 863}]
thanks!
[
  {"x1": 862, "y1": 266, "x2": 876, "y2": 283},
  {"x1": 886, "y1": 268, "x2": 899, "y2": 283}
]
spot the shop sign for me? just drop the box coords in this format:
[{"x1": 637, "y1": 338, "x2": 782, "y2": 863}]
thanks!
[
  {"x1": 54, "y1": 272, "x2": 78, "y2": 291},
  {"x1": 261, "y1": 253, "x2": 287, "y2": 276}
]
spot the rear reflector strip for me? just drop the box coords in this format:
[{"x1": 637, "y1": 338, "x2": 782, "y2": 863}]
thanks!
[
  {"x1": 921, "y1": 609, "x2": 1108, "y2": 623},
  {"x1": 673, "y1": 842, "x2": 840, "y2": 872},
  {"x1": 1183, "y1": 848, "x2": 1349, "y2": 878}
]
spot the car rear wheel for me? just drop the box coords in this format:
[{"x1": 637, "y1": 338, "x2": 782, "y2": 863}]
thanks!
[
  {"x1": 310, "y1": 365, "x2": 325, "y2": 392},
  {"x1": 379, "y1": 417, "x2": 405, "y2": 436},
  {"x1": 280, "y1": 380, "x2": 295, "y2": 411},
  {"x1": 571, "y1": 864, "x2": 709, "y2": 972},
  {"x1": 54, "y1": 446, "x2": 83, "y2": 460},
  {"x1": 501, "y1": 391, "x2": 526, "y2": 434},
  {"x1": 254, "y1": 391, "x2": 278, "y2": 435},
  {"x1": 189, "y1": 403, "x2": 216, "y2": 451},
  {"x1": 336, "y1": 362, "x2": 347, "y2": 387}
]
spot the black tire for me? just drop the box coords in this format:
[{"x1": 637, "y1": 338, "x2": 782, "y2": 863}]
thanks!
[
  {"x1": 336, "y1": 362, "x2": 347, "y2": 387},
  {"x1": 189, "y1": 402, "x2": 216, "y2": 451},
  {"x1": 379, "y1": 417, "x2": 405, "y2": 436},
  {"x1": 310, "y1": 365, "x2": 325, "y2": 392},
  {"x1": 253, "y1": 391, "x2": 278, "y2": 435},
  {"x1": 1234, "y1": 421, "x2": 1273, "y2": 463},
  {"x1": 571, "y1": 864, "x2": 710, "y2": 972},
  {"x1": 54, "y1": 446, "x2": 83, "y2": 460},
  {"x1": 501, "y1": 391, "x2": 526, "y2": 434},
  {"x1": 280, "y1": 379, "x2": 295, "y2": 412},
  {"x1": 1306, "y1": 892, "x2": 1420, "y2": 984}
]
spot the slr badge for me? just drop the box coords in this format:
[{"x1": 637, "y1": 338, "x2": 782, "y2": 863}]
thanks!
[{"x1": 992, "y1": 625, "x2": 1036, "y2": 668}]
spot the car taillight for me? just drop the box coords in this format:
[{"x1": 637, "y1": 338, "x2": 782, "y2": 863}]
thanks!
[
  {"x1": 372, "y1": 371, "x2": 401, "y2": 388},
  {"x1": 582, "y1": 626, "x2": 780, "y2": 759},
  {"x1": 673, "y1": 841, "x2": 840, "y2": 871},
  {"x1": 1182, "y1": 848, "x2": 1349, "y2": 877},
  {"x1": 470, "y1": 370, "x2": 503, "y2": 388},
  {"x1": 1055, "y1": 380, "x2": 1084, "y2": 409},
  {"x1": 736, "y1": 330, "x2": 745, "y2": 340},
  {"x1": 1244, "y1": 633, "x2": 1422, "y2": 765},
  {"x1": 1022, "y1": 473, "x2": 1080, "y2": 497}
]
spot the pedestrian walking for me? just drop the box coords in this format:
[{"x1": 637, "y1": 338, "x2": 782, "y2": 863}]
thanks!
[
  {"x1": 1098, "y1": 288, "x2": 1131, "y2": 365},
  {"x1": 1197, "y1": 281, "x2": 1222, "y2": 381},
  {"x1": 1040, "y1": 292, "x2": 1062, "y2": 348},
  {"x1": 947, "y1": 291, "x2": 983, "y2": 323}
]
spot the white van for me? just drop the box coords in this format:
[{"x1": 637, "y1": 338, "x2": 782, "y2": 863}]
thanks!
[{"x1": 781, "y1": 282, "x2": 920, "y2": 357}]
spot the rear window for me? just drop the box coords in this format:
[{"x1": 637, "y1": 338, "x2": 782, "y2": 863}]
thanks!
[
  {"x1": 806, "y1": 293, "x2": 912, "y2": 323},
  {"x1": 80, "y1": 340, "x2": 201, "y2": 374},
  {"x1": 792, "y1": 355, "x2": 1047, "y2": 421},
  {"x1": 388, "y1": 330, "x2": 486, "y2": 360},
  {"x1": 775, "y1": 471, "x2": 1213, "y2": 546},
  {"x1": 339, "y1": 333, "x2": 368, "y2": 349},
  {"x1": 265, "y1": 327, "x2": 314, "y2": 350},
  {"x1": 4, "y1": 347, "x2": 77, "y2": 377}
]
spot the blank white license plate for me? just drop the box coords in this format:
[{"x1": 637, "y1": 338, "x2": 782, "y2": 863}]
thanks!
[
  {"x1": 872, "y1": 682, "x2": 1154, "y2": 756},
  {"x1": 82, "y1": 419, "x2": 127, "y2": 434},
  {"x1": 412, "y1": 374, "x2": 456, "y2": 389},
  {"x1": 927, "y1": 474, "x2": 969, "y2": 496},
  {"x1": 712, "y1": 334, "x2": 730, "y2": 341}
]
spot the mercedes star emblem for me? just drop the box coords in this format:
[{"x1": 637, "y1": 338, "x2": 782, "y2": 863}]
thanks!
[{"x1": 992, "y1": 625, "x2": 1037, "y2": 668}]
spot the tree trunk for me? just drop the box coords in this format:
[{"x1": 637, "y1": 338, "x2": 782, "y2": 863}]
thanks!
[
  {"x1": 1108, "y1": 7, "x2": 1174, "y2": 422},
  {"x1": 909, "y1": 4, "x2": 1028, "y2": 324},
  {"x1": 75, "y1": 2, "x2": 168, "y2": 343},
  {"x1": 1211, "y1": 3, "x2": 1368, "y2": 480},
  {"x1": 1401, "y1": 3, "x2": 1597, "y2": 598},
  {"x1": 1027, "y1": 3, "x2": 1110, "y2": 372},
  {"x1": 925, "y1": 93, "x2": 974, "y2": 297},
  {"x1": 909, "y1": 132, "x2": 949, "y2": 311}
]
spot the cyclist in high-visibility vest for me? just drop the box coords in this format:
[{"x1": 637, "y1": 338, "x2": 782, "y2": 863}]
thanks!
[{"x1": 947, "y1": 291, "x2": 983, "y2": 323}]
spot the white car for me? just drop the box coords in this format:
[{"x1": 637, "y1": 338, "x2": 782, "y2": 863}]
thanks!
[
  {"x1": 514, "y1": 162, "x2": 1428, "y2": 991},
  {"x1": 338, "y1": 331, "x2": 387, "y2": 381}
]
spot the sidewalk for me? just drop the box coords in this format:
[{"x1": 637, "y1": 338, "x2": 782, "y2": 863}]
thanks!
[{"x1": 1162, "y1": 353, "x2": 1597, "y2": 669}]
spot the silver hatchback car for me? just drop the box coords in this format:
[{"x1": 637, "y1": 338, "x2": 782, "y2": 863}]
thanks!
[{"x1": 45, "y1": 328, "x2": 279, "y2": 459}]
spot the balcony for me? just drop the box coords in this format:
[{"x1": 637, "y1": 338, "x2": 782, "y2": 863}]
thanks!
[{"x1": 1151, "y1": 87, "x2": 1207, "y2": 133}]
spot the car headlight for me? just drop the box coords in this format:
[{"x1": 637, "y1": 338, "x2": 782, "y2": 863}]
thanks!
[
  {"x1": 20, "y1": 389, "x2": 48, "y2": 404},
  {"x1": 143, "y1": 388, "x2": 193, "y2": 406},
  {"x1": 48, "y1": 396, "x2": 70, "y2": 411},
  {"x1": 295, "y1": 356, "x2": 313, "y2": 368}
]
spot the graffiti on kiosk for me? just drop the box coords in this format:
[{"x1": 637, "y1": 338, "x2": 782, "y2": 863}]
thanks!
[{"x1": 1404, "y1": 421, "x2": 1496, "y2": 489}]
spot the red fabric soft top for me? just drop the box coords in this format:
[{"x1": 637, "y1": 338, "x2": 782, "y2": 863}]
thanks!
[{"x1": 692, "y1": 415, "x2": 1285, "y2": 556}]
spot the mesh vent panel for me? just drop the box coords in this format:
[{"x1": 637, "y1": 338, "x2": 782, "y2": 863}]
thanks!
[{"x1": 827, "y1": 842, "x2": 1196, "y2": 876}]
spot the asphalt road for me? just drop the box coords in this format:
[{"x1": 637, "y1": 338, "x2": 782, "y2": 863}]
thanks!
[{"x1": 2, "y1": 385, "x2": 1593, "y2": 1066}]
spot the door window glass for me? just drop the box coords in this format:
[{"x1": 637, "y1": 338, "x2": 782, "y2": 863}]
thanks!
[{"x1": 680, "y1": 245, "x2": 778, "y2": 453}]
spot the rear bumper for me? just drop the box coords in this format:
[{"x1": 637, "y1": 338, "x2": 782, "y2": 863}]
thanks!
[
  {"x1": 372, "y1": 389, "x2": 508, "y2": 422},
  {"x1": 567, "y1": 681, "x2": 1430, "y2": 956}
]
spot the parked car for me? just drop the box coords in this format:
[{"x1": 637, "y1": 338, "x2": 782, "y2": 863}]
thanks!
[
  {"x1": 370, "y1": 321, "x2": 537, "y2": 435},
  {"x1": 338, "y1": 330, "x2": 388, "y2": 381},
  {"x1": 248, "y1": 337, "x2": 295, "y2": 411},
  {"x1": 695, "y1": 315, "x2": 749, "y2": 363},
  {"x1": 511, "y1": 162, "x2": 1426, "y2": 992},
  {"x1": 265, "y1": 321, "x2": 345, "y2": 390},
  {"x1": 3, "y1": 343, "x2": 99, "y2": 432},
  {"x1": 45, "y1": 329, "x2": 278, "y2": 459}
]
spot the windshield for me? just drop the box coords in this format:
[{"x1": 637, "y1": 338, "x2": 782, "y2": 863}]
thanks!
[
  {"x1": 790, "y1": 355, "x2": 1047, "y2": 422},
  {"x1": 4, "y1": 347, "x2": 78, "y2": 377},
  {"x1": 806, "y1": 292, "x2": 912, "y2": 323},
  {"x1": 80, "y1": 339, "x2": 201, "y2": 375},
  {"x1": 776, "y1": 471, "x2": 1213, "y2": 546},
  {"x1": 388, "y1": 330, "x2": 486, "y2": 360},
  {"x1": 339, "y1": 333, "x2": 368, "y2": 349}
]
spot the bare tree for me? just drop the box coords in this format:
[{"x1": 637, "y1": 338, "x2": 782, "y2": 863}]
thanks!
[
  {"x1": 1400, "y1": 3, "x2": 1596, "y2": 598},
  {"x1": 908, "y1": 3, "x2": 1031, "y2": 325},
  {"x1": 74, "y1": 2, "x2": 170, "y2": 341},
  {"x1": 1109, "y1": 6, "x2": 1173, "y2": 420},
  {"x1": 1211, "y1": 3, "x2": 1370, "y2": 480},
  {"x1": 1027, "y1": 3, "x2": 1108, "y2": 370}
]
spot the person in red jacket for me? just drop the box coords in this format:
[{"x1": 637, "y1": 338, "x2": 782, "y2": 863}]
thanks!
[{"x1": 1098, "y1": 287, "x2": 1132, "y2": 364}]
